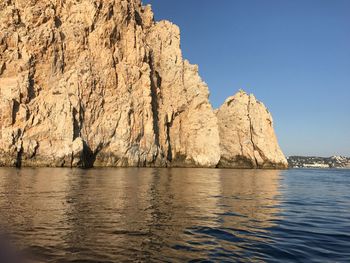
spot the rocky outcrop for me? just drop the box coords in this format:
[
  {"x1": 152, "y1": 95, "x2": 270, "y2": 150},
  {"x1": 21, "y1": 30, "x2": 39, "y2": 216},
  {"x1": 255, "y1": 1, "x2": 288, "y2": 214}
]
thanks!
[
  {"x1": 0, "y1": 0, "x2": 286, "y2": 168},
  {"x1": 216, "y1": 91, "x2": 288, "y2": 169}
]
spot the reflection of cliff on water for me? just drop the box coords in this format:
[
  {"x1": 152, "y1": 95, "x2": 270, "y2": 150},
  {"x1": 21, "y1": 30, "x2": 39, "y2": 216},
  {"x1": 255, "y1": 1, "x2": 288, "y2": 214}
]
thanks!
[
  {"x1": 218, "y1": 169, "x2": 282, "y2": 230},
  {"x1": 62, "y1": 168, "x2": 225, "y2": 261},
  {"x1": 0, "y1": 168, "x2": 71, "y2": 252},
  {"x1": 0, "y1": 168, "x2": 282, "y2": 261}
]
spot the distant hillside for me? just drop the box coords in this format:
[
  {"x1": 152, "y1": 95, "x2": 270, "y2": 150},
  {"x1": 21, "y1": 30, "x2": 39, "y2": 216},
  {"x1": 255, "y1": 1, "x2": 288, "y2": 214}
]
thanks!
[{"x1": 288, "y1": 156, "x2": 350, "y2": 169}]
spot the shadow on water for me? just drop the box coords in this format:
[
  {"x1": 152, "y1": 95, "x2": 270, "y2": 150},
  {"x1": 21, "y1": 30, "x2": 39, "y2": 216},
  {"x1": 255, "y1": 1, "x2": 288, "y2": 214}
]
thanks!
[{"x1": 1, "y1": 168, "x2": 349, "y2": 261}]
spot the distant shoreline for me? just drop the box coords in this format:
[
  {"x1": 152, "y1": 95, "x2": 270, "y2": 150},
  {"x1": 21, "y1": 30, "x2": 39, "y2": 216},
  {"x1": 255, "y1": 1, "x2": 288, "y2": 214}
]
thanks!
[{"x1": 288, "y1": 156, "x2": 350, "y2": 169}]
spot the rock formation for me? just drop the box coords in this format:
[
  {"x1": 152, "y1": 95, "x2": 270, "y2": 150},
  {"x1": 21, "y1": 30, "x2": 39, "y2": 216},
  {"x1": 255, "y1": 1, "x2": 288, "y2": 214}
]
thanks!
[
  {"x1": 216, "y1": 91, "x2": 288, "y2": 168},
  {"x1": 0, "y1": 0, "x2": 287, "y2": 168}
]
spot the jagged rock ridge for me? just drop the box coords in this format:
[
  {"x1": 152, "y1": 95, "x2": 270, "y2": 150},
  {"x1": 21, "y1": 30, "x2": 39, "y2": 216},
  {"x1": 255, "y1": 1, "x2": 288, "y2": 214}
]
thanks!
[{"x1": 0, "y1": 0, "x2": 287, "y2": 168}]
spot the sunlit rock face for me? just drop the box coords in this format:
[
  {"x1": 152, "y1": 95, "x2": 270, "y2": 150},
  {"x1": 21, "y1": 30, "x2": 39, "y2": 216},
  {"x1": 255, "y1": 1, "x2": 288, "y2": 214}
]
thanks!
[
  {"x1": 216, "y1": 91, "x2": 288, "y2": 169},
  {"x1": 0, "y1": 0, "x2": 286, "y2": 168}
]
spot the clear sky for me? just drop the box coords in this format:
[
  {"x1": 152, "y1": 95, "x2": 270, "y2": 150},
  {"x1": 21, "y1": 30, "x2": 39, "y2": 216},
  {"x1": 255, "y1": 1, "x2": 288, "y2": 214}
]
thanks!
[{"x1": 143, "y1": 0, "x2": 350, "y2": 157}]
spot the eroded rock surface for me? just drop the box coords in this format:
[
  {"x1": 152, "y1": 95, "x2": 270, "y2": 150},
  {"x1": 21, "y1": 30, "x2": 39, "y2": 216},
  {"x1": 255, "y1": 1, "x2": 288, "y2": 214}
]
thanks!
[
  {"x1": 216, "y1": 91, "x2": 288, "y2": 169},
  {"x1": 0, "y1": 0, "x2": 286, "y2": 168}
]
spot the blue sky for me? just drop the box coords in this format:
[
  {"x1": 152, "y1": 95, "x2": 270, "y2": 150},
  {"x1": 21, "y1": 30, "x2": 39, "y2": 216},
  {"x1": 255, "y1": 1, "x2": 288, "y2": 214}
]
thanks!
[{"x1": 143, "y1": 0, "x2": 350, "y2": 157}]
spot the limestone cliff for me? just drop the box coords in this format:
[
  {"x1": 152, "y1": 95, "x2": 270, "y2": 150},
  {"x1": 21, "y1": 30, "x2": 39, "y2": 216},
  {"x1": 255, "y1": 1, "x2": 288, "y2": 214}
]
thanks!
[{"x1": 0, "y1": 0, "x2": 287, "y2": 168}]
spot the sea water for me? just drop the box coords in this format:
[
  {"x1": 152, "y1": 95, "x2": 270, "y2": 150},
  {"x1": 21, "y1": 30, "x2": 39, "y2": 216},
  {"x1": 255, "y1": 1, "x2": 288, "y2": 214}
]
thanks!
[{"x1": 0, "y1": 168, "x2": 349, "y2": 262}]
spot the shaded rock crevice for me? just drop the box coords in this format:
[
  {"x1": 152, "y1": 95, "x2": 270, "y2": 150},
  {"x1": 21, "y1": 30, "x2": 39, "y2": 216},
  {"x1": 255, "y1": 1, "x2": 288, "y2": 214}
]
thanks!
[{"x1": 247, "y1": 95, "x2": 259, "y2": 167}]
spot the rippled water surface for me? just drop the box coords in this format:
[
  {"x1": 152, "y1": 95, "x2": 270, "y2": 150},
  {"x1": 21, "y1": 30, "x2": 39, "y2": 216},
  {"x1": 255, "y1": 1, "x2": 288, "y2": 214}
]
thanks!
[{"x1": 0, "y1": 168, "x2": 349, "y2": 262}]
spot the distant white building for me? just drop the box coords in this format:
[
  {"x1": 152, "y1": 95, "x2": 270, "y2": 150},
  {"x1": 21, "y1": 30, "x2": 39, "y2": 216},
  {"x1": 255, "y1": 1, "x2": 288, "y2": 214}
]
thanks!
[{"x1": 303, "y1": 163, "x2": 329, "y2": 168}]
